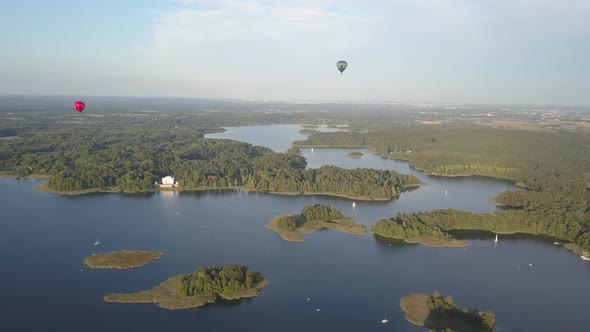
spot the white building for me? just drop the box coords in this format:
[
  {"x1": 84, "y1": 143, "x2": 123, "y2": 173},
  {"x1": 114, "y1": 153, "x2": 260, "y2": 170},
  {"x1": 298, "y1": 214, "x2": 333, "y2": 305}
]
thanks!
[
  {"x1": 162, "y1": 176, "x2": 175, "y2": 185},
  {"x1": 160, "y1": 176, "x2": 178, "y2": 188}
]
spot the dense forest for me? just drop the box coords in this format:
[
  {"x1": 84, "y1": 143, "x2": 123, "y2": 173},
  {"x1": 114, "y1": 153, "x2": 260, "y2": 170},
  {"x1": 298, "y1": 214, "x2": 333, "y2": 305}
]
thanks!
[
  {"x1": 0, "y1": 112, "x2": 420, "y2": 199},
  {"x1": 296, "y1": 125, "x2": 590, "y2": 250},
  {"x1": 179, "y1": 264, "x2": 265, "y2": 297},
  {"x1": 427, "y1": 292, "x2": 495, "y2": 331}
]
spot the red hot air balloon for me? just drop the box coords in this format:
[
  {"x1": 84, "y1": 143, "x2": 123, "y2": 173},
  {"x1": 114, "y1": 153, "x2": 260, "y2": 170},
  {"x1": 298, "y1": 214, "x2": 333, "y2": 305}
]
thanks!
[{"x1": 74, "y1": 101, "x2": 85, "y2": 113}]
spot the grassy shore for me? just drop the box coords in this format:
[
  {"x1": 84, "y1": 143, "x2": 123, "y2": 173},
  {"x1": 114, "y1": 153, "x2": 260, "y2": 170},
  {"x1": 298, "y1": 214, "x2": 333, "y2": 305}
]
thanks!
[
  {"x1": 35, "y1": 182, "x2": 122, "y2": 195},
  {"x1": 400, "y1": 293, "x2": 431, "y2": 326},
  {"x1": 564, "y1": 243, "x2": 589, "y2": 257},
  {"x1": 84, "y1": 250, "x2": 165, "y2": 270},
  {"x1": 104, "y1": 275, "x2": 269, "y2": 310},
  {"x1": 404, "y1": 236, "x2": 470, "y2": 248},
  {"x1": 266, "y1": 214, "x2": 367, "y2": 243}
]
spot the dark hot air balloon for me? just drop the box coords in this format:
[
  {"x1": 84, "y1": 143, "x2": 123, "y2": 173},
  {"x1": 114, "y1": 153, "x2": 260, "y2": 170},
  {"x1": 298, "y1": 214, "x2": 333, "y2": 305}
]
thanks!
[
  {"x1": 74, "y1": 101, "x2": 85, "y2": 113},
  {"x1": 336, "y1": 60, "x2": 348, "y2": 74}
]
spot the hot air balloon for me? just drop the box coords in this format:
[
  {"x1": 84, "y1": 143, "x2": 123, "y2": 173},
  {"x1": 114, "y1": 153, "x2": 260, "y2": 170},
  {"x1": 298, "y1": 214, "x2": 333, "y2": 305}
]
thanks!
[
  {"x1": 73, "y1": 101, "x2": 85, "y2": 113},
  {"x1": 336, "y1": 61, "x2": 348, "y2": 74}
]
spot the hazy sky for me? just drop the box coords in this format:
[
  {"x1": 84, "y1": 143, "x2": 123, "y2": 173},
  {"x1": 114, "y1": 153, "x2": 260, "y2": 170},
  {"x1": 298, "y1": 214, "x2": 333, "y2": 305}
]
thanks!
[{"x1": 0, "y1": 0, "x2": 588, "y2": 105}]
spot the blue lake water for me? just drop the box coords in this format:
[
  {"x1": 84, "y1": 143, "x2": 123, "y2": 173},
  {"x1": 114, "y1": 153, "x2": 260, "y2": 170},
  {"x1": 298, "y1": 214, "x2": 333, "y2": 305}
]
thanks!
[{"x1": 0, "y1": 125, "x2": 588, "y2": 331}]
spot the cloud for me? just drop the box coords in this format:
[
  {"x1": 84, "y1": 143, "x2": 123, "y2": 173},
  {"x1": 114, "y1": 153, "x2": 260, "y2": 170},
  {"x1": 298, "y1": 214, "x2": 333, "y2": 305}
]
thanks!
[
  {"x1": 138, "y1": 0, "x2": 590, "y2": 103},
  {"x1": 147, "y1": 0, "x2": 372, "y2": 55}
]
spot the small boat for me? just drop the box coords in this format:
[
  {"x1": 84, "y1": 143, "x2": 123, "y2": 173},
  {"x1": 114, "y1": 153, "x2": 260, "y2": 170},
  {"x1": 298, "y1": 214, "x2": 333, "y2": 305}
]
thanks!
[
  {"x1": 581, "y1": 251, "x2": 590, "y2": 261},
  {"x1": 311, "y1": 148, "x2": 314, "y2": 152},
  {"x1": 445, "y1": 189, "x2": 448, "y2": 197},
  {"x1": 381, "y1": 313, "x2": 388, "y2": 324},
  {"x1": 94, "y1": 239, "x2": 100, "y2": 246},
  {"x1": 316, "y1": 309, "x2": 320, "y2": 312},
  {"x1": 494, "y1": 234, "x2": 498, "y2": 242},
  {"x1": 554, "y1": 241, "x2": 561, "y2": 245},
  {"x1": 352, "y1": 202, "x2": 356, "y2": 207}
]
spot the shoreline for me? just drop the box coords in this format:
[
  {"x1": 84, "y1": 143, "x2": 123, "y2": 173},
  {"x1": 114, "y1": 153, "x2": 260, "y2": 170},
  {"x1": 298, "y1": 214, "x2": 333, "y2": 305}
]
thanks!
[
  {"x1": 267, "y1": 190, "x2": 393, "y2": 201},
  {"x1": 6, "y1": 176, "x2": 410, "y2": 201},
  {"x1": 0, "y1": 172, "x2": 51, "y2": 180},
  {"x1": 404, "y1": 236, "x2": 470, "y2": 248},
  {"x1": 105, "y1": 275, "x2": 269, "y2": 310},
  {"x1": 564, "y1": 243, "x2": 587, "y2": 257}
]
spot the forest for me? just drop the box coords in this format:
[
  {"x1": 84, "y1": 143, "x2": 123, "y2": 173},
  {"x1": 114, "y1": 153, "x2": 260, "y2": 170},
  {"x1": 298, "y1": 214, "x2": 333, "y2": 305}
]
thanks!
[
  {"x1": 0, "y1": 112, "x2": 420, "y2": 199},
  {"x1": 179, "y1": 264, "x2": 265, "y2": 297},
  {"x1": 296, "y1": 125, "x2": 590, "y2": 250}
]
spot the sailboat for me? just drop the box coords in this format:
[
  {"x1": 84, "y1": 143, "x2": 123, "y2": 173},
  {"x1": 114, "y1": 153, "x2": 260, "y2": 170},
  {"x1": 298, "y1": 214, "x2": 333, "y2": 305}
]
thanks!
[
  {"x1": 581, "y1": 251, "x2": 590, "y2": 261},
  {"x1": 94, "y1": 238, "x2": 100, "y2": 246},
  {"x1": 352, "y1": 202, "x2": 356, "y2": 208},
  {"x1": 381, "y1": 313, "x2": 388, "y2": 324},
  {"x1": 494, "y1": 234, "x2": 498, "y2": 242},
  {"x1": 311, "y1": 148, "x2": 314, "y2": 153},
  {"x1": 445, "y1": 189, "x2": 448, "y2": 197}
]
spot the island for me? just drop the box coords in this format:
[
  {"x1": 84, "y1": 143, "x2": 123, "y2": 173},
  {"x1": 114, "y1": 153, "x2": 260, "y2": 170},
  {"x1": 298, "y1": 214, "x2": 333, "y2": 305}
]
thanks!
[
  {"x1": 346, "y1": 151, "x2": 363, "y2": 158},
  {"x1": 400, "y1": 292, "x2": 495, "y2": 332},
  {"x1": 104, "y1": 264, "x2": 269, "y2": 310},
  {"x1": 266, "y1": 204, "x2": 367, "y2": 242},
  {"x1": 299, "y1": 128, "x2": 320, "y2": 135},
  {"x1": 84, "y1": 250, "x2": 165, "y2": 270}
]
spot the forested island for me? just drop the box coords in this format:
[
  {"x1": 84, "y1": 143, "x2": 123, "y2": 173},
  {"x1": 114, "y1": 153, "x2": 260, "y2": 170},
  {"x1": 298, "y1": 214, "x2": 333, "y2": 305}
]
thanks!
[
  {"x1": 84, "y1": 250, "x2": 164, "y2": 270},
  {"x1": 400, "y1": 292, "x2": 495, "y2": 332},
  {"x1": 267, "y1": 204, "x2": 367, "y2": 242},
  {"x1": 104, "y1": 264, "x2": 268, "y2": 310},
  {"x1": 346, "y1": 151, "x2": 363, "y2": 158},
  {"x1": 294, "y1": 125, "x2": 590, "y2": 251}
]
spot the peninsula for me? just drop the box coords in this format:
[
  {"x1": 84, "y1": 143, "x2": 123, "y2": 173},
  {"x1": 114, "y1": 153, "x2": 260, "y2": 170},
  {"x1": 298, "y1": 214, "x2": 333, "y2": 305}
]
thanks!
[
  {"x1": 400, "y1": 292, "x2": 495, "y2": 331},
  {"x1": 104, "y1": 264, "x2": 268, "y2": 310},
  {"x1": 84, "y1": 250, "x2": 165, "y2": 270},
  {"x1": 371, "y1": 214, "x2": 469, "y2": 248},
  {"x1": 266, "y1": 204, "x2": 367, "y2": 242}
]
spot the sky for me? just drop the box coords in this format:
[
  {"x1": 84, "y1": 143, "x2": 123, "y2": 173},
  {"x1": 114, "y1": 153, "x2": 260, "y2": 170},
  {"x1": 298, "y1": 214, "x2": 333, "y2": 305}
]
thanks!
[{"x1": 0, "y1": 0, "x2": 588, "y2": 105}]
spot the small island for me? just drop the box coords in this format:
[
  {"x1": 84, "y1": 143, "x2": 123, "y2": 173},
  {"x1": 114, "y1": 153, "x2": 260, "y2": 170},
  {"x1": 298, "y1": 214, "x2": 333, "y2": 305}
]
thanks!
[
  {"x1": 266, "y1": 204, "x2": 367, "y2": 242},
  {"x1": 104, "y1": 264, "x2": 269, "y2": 310},
  {"x1": 401, "y1": 292, "x2": 495, "y2": 332},
  {"x1": 84, "y1": 250, "x2": 165, "y2": 270},
  {"x1": 346, "y1": 151, "x2": 363, "y2": 158},
  {"x1": 299, "y1": 128, "x2": 320, "y2": 135}
]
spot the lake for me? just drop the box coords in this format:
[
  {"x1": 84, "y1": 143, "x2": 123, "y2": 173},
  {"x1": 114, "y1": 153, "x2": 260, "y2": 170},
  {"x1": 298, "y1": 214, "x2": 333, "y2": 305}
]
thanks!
[{"x1": 0, "y1": 125, "x2": 588, "y2": 332}]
